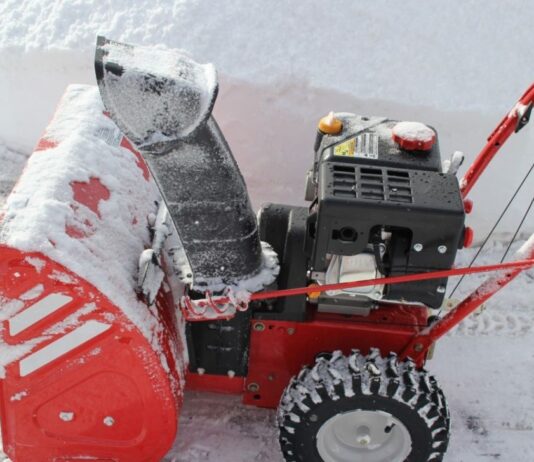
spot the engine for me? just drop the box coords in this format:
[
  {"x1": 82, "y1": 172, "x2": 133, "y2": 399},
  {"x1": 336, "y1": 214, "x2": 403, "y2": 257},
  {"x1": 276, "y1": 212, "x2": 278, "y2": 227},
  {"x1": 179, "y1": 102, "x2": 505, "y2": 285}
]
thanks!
[
  {"x1": 305, "y1": 113, "x2": 466, "y2": 310},
  {"x1": 254, "y1": 111, "x2": 467, "y2": 325}
]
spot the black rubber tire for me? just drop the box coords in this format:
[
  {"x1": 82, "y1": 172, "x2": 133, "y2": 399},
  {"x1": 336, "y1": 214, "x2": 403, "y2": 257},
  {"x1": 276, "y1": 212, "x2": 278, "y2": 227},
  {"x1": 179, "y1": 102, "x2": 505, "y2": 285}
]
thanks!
[{"x1": 278, "y1": 349, "x2": 450, "y2": 462}]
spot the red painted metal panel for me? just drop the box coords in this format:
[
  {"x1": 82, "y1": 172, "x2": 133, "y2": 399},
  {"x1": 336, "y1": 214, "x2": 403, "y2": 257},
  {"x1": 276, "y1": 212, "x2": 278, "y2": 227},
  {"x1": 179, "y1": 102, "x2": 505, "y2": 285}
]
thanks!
[
  {"x1": 244, "y1": 307, "x2": 428, "y2": 409},
  {"x1": 186, "y1": 372, "x2": 245, "y2": 395},
  {"x1": 0, "y1": 247, "x2": 182, "y2": 462}
]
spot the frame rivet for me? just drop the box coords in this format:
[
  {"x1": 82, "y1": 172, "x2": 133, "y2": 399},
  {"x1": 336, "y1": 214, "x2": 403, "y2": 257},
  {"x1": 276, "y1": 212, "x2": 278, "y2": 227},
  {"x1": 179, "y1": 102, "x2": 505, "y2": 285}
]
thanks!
[
  {"x1": 253, "y1": 322, "x2": 265, "y2": 332},
  {"x1": 413, "y1": 243, "x2": 423, "y2": 252},
  {"x1": 247, "y1": 382, "x2": 260, "y2": 393},
  {"x1": 59, "y1": 411, "x2": 74, "y2": 422},
  {"x1": 438, "y1": 245, "x2": 447, "y2": 254},
  {"x1": 287, "y1": 327, "x2": 295, "y2": 335}
]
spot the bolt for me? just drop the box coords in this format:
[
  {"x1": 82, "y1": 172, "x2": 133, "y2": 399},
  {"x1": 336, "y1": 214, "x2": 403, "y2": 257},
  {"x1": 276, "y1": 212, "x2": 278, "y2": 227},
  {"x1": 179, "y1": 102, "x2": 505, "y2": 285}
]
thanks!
[
  {"x1": 357, "y1": 436, "x2": 371, "y2": 446},
  {"x1": 59, "y1": 411, "x2": 74, "y2": 422},
  {"x1": 437, "y1": 285, "x2": 446, "y2": 294},
  {"x1": 438, "y1": 245, "x2": 447, "y2": 254},
  {"x1": 247, "y1": 382, "x2": 260, "y2": 393},
  {"x1": 355, "y1": 426, "x2": 372, "y2": 446},
  {"x1": 413, "y1": 243, "x2": 423, "y2": 252},
  {"x1": 414, "y1": 343, "x2": 424, "y2": 352},
  {"x1": 253, "y1": 322, "x2": 265, "y2": 332},
  {"x1": 287, "y1": 327, "x2": 295, "y2": 335},
  {"x1": 103, "y1": 416, "x2": 115, "y2": 427}
]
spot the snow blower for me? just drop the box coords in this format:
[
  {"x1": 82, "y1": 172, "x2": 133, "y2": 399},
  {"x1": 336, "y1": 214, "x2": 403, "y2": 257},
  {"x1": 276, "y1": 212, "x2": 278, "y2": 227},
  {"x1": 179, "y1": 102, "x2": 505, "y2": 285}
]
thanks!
[{"x1": 0, "y1": 36, "x2": 532, "y2": 462}]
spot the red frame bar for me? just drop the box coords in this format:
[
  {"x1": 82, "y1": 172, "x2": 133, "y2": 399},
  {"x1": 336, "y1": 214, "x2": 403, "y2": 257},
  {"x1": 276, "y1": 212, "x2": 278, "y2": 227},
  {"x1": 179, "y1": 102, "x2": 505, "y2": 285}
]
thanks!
[
  {"x1": 182, "y1": 259, "x2": 534, "y2": 313},
  {"x1": 460, "y1": 83, "x2": 534, "y2": 197},
  {"x1": 401, "y1": 262, "x2": 527, "y2": 362}
]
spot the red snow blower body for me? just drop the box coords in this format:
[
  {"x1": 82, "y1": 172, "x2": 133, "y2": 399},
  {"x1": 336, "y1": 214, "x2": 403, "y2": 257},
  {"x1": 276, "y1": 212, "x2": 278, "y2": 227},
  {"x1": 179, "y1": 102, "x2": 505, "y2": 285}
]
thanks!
[{"x1": 0, "y1": 37, "x2": 533, "y2": 462}]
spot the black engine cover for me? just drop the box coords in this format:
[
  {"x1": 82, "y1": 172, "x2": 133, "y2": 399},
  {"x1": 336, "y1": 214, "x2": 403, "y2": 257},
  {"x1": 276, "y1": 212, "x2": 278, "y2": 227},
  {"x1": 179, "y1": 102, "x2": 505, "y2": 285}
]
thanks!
[{"x1": 307, "y1": 115, "x2": 466, "y2": 308}]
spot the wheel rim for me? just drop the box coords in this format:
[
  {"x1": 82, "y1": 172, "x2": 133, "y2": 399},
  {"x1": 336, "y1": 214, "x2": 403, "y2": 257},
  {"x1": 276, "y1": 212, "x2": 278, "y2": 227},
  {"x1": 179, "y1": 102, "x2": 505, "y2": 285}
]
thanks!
[{"x1": 316, "y1": 409, "x2": 412, "y2": 462}]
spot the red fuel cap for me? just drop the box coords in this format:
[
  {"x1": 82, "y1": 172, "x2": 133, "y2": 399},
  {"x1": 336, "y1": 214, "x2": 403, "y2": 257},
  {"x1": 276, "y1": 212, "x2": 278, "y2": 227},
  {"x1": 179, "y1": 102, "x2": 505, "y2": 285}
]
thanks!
[{"x1": 392, "y1": 122, "x2": 436, "y2": 151}]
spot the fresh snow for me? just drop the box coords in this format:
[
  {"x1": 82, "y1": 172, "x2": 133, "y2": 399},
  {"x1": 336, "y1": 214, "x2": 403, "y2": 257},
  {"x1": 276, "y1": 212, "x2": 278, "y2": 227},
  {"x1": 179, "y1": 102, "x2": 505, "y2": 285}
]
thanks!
[
  {"x1": 0, "y1": 85, "x2": 171, "y2": 353},
  {"x1": 392, "y1": 121, "x2": 435, "y2": 142}
]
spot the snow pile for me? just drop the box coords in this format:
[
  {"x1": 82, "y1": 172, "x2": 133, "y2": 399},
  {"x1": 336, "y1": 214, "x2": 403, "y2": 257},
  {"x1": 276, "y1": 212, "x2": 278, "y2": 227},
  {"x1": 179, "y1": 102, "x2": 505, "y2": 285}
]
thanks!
[{"x1": 0, "y1": 0, "x2": 532, "y2": 114}]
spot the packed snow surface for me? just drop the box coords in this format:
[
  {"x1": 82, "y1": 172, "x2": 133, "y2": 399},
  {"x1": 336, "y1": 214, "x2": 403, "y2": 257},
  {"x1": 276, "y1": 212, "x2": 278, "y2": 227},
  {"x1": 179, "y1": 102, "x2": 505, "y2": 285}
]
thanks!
[{"x1": 0, "y1": 0, "x2": 532, "y2": 114}]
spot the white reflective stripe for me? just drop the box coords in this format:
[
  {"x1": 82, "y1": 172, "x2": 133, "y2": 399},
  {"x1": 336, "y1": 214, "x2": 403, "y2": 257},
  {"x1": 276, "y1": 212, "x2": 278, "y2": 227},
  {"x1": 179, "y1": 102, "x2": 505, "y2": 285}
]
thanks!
[
  {"x1": 9, "y1": 293, "x2": 73, "y2": 336},
  {"x1": 19, "y1": 321, "x2": 111, "y2": 377}
]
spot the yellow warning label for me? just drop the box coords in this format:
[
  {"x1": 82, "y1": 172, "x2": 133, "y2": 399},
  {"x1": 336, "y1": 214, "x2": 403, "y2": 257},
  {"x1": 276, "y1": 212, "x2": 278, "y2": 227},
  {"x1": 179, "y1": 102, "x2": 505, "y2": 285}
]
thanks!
[{"x1": 333, "y1": 137, "x2": 356, "y2": 157}]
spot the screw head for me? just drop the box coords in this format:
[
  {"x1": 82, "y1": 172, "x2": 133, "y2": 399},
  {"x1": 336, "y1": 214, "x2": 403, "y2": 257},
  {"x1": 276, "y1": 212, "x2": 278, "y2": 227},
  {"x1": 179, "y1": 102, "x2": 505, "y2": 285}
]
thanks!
[
  {"x1": 438, "y1": 245, "x2": 447, "y2": 254},
  {"x1": 253, "y1": 322, "x2": 265, "y2": 332},
  {"x1": 413, "y1": 243, "x2": 423, "y2": 252},
  {"x1": 357, "y1": 436, "x2": 371, "y2": 446},
  {"x1": 247, "y1": 382, "x2": 260, "y2": 393},
  {"x1": 287, "y1": 327, "x2": 295, "y2": 335},
  {"x1": 59, "y1": 411, "x2": 74, "y2": 422},
  {"x1": 103, "y1": 416, "x2": 115, "y2": 427}
]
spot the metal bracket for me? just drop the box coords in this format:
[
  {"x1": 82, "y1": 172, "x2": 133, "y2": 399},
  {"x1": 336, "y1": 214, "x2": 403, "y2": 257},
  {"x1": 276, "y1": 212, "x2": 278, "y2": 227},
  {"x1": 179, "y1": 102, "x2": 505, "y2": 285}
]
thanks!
[{"x1": 515, "y1": 102, "x2": 532, "y2": 132}]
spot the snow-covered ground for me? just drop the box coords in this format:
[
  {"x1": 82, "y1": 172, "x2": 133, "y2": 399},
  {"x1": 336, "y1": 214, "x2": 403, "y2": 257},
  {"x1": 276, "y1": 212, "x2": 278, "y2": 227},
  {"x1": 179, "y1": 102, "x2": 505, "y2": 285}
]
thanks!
[{"x1": 1, "y1": 142, "x2": 534, "y2": 461}]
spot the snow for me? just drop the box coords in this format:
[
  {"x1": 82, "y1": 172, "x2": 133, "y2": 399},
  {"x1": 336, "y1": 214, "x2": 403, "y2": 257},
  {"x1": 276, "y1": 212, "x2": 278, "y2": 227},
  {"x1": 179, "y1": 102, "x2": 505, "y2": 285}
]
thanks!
[
  {"x1": 98, "y1": 39, "x2": 217, "y2": 148},
  {"x1": 392, "y1": 121, "x2": 435, "y2": 142},
  {"x1": 0, "y1": 86, "x2": 188, "y2": 403},
  {"x1": 0, "y1": 85, "x2": 166, "y2": 348}
]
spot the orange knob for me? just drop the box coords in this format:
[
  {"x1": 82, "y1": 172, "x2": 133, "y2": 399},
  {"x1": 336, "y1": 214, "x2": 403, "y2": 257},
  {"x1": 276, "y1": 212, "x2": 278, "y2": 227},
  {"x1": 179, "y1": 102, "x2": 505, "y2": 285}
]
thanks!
[{"x1": 318, "y1": 111, "x2": 343, "y2": 135}]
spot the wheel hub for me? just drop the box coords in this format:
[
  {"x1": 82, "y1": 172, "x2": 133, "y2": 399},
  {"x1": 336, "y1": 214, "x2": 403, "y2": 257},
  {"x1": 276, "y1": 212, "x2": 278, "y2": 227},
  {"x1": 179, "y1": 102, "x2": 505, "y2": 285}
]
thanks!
[{"x1": 316, "y1": 409, "x2": 412, "y2": 462}]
